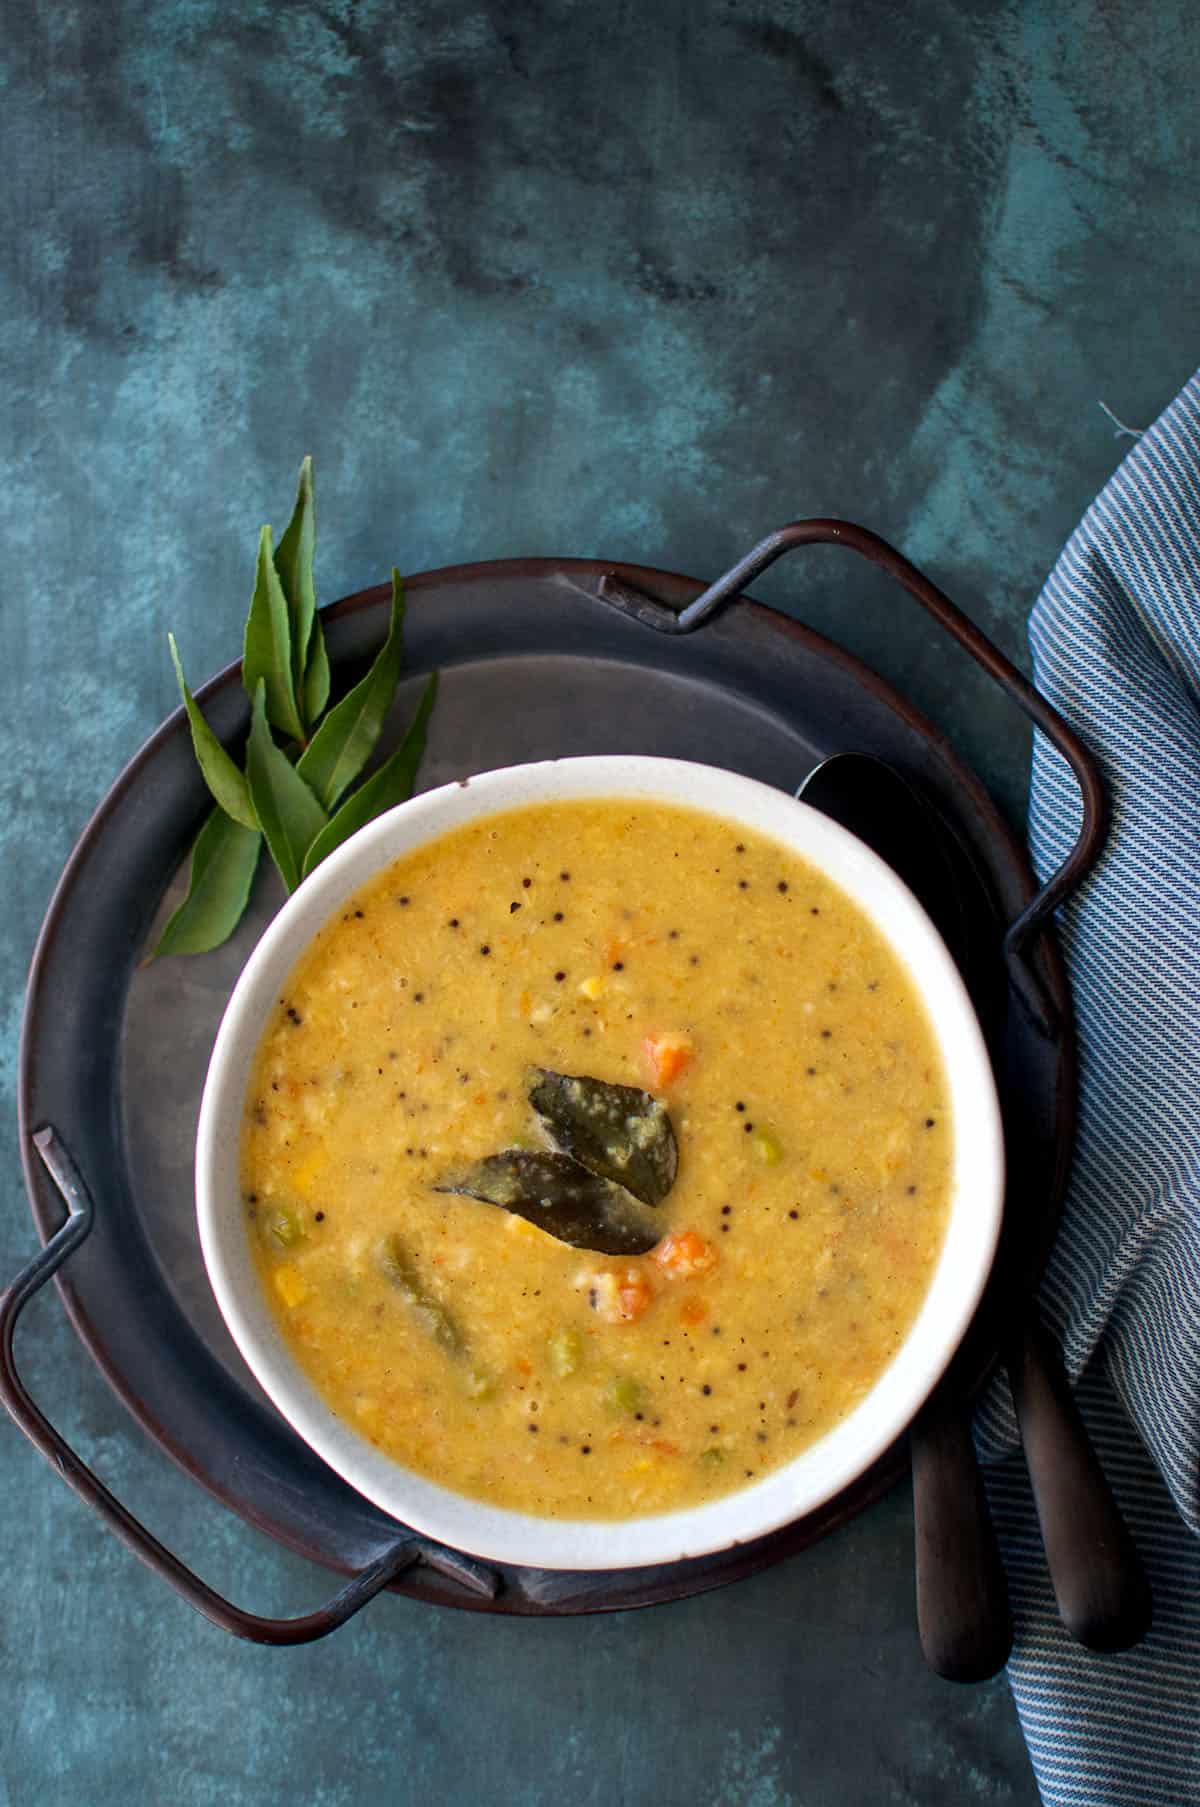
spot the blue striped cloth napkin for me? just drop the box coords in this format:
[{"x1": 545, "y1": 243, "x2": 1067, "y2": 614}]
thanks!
[{"x1": 975, "y1": 370, "x2": 1200, "y2": 1805}]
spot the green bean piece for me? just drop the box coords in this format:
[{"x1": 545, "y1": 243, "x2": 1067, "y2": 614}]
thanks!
[
  {"x1": 378, "y1": 1233, "x2": 464, "y2": 1357},
  {"x1": 699, "y1": 1446, "x2": 726, "y2": 1468}
]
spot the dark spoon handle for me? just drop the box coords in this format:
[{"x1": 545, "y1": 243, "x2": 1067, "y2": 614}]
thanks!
[
  {"x1": 1007, "y1": 1320, "x2": 1152, "y2": 1651},
  {"x1": 911, "y1": 1394, "x2": 1013, "y2": 1682}
]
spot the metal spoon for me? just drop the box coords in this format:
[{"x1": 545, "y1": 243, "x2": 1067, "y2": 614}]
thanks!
[{"x1": 797, "y1": 752, "x2": 1151, "y2": 1676}]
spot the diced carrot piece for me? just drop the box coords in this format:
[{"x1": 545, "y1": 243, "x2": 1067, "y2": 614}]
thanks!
[
  {"x1": 515, "y1": 1356, "x2": 533, "y2": 1376},
  {"x1": 576, "y1": 1264, "x2": 657, "y2": 1323},
  {"x1": 679, "y1": 1296, "x2": 708, "y2": 1326},
  {"x1": 652, "y1": 1230, "x2": 717, "y2": 1279},
  {"x1": 617, "y1": 1269, "x2": 655, "y2": 1321},
  {"x1": 643, "y1": 1031, "x2": 693, "y2": 1087}
]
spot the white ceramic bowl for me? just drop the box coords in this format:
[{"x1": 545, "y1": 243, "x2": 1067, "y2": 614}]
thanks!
[{"x1": 197, "y1": 756, "x2": 1004, "y2": 1570}]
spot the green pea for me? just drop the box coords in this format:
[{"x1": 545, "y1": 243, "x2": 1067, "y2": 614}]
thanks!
[
  {"x1": 262, "y1": 1206, "x2": 304, "y2": 1249},
  {"x1": 547, "y1": 1328, "x2": 583, "y2": 1378},
  {"x1": 751, "y1": 1127, "x2": 783, "y2": 1166},
  {"x1": 605, "y1": 1375, "x2": 643, "y2": 1414}
]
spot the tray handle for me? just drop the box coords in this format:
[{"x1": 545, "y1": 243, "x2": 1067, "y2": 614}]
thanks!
[
  {"x1": 0, "y1": 1127, "x2": 498, "y2": 1645},
  {"x1": 598, "y1": 518, "x2": 1108, "y2": 1034}
]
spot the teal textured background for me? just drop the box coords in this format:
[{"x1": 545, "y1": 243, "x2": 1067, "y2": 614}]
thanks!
[{"x1": 2, "y1": 3, "x2": 1195, "y2": 1802}]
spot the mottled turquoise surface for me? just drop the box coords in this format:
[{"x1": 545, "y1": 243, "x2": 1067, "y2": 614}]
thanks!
[{"x1": 2, "y1": 4, "x2": 1195, "y2": 1802}]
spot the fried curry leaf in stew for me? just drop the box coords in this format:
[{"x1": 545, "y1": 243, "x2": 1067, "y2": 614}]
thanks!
[
  {"x1": 527, "y1": 1068, "x2": 677, "y2": 1205},
  {"x1": 437, "y1": 1149, "x2": 663, "y2": 1256},
  {"x1": 437, "y1": 1067, "x2": 678, "y2": 1252},
  {"x1": 242, "y1": 799, "x2": 952, "y2": 1517}
]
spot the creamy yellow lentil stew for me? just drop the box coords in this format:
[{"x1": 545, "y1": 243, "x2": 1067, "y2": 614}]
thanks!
[{"x1": 241, "y1": 799, "x2": 952, "y2": 1518}]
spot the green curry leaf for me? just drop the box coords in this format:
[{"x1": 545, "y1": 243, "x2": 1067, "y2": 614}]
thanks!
[
  {"x1": 167, "y1": 635, "x2": 258, "y2": 831},
  {"x1": 246, "y1": 680, "x2": 329, "y2": 892},
  {"x1": 159, "y1": 461, "x2": 439, "y2": 958},
  {"x1": 274, "y1": 455, "x2": 318, "y2": 714},
  {"x1": 301, "y1": 671, "x2": 437, "y2": 878},
  {"x1": 297, "y1": 569, "x2": 406, "y2": 810},
  {"x1": 153, "y1": 807, "x2": 262, "y2": 958},
  {"x1": 303, "y1": 614, "x2": 331, "y2": 725},
  {"x1": 243, "y1": 526, "x2": 304, "y2": 742}
]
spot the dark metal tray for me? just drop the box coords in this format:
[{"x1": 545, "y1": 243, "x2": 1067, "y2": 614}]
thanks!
[{"x1": 7, "y1": 524, "x2": 1103, "y2": 1640}]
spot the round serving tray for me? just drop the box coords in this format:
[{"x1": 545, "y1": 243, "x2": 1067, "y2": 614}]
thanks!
[{"x1": 15, "y1": 545, "x2": 1079, "y2": 1621}]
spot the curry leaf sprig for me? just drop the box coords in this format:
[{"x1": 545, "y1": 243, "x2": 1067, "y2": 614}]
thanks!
[{"x1": 154, "y1": 458, "x2": 437, "y2": 959}]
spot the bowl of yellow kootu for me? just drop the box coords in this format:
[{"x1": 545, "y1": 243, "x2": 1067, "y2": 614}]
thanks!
[{"x1": 196, "y1": 757, "x2": 1004, "y2": 1569}]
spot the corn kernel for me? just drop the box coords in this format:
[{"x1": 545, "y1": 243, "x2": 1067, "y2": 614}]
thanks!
[
  {"x1": 290, "y1": 1148, "x2": 329, "y2": 1198},
  {"x1": 273, "y1": 1265, "x2": 309, "y2": 1309}
]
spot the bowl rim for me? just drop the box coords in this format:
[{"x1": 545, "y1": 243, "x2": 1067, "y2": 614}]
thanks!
[{"x1": 196, "y1": 755, "x2": 1005, "y2": 1570}]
